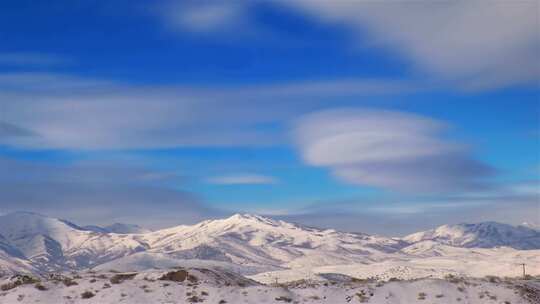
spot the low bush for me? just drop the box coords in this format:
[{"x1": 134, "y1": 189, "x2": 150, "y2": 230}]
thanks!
[
  {"x1": 110, "y1": 273, "x2": 137, "y2": 284},
  {"x1": 275, "y1": 296, "x2": 293, "y2": 302},
  {"x1": 62, "y1": 278, "x2": 78, "y2": 287},
  {"x1": 159, "y1": 270, "x2": 188, "y2": 282},
  {"x1": 0, "y1": 275, "x2": 40, "y2": 291},
  {"x1": 34, "y1": 283, "x2": 47, "y2": 291},
  {"x1": 81, "y1": 291, "x2": 95, "y2": 299}
]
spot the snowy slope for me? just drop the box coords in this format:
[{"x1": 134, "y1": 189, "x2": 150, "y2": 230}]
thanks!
[
  {"x1": 0, "y1": 212, "x2": 148, "y2": 272},
  {"x1": 93, "y1": 252, "x2": 274, "y2": 275},
  {"x1": 0, "y1": 250, "x2": 35, "y2": 277},
  {"x1": 136, "y1": 214, "x2": 407, "y2": 269},
  {"x1": 404, "y1": 222, "x2": 540, "y2": 249},
  {"x1": 1, "y1": 269, "x2": 537, "y2": 304},
  {"x1": 0, "y1": 212, "x2": 406, "y2": 274},
  {"x1": 250, "y1": 244, "x2": 540, "y2": 283}
]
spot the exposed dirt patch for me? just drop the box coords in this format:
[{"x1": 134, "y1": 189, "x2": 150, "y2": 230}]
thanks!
[
  {"x1": 159, "y1": 270, "x2": 198, "y2": 283},
  {"x1": 110, "y1": 273, "x2": 138, "y2": 284}
]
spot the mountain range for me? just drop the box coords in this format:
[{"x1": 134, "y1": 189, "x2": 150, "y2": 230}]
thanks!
[{"x1": 0, "y1": 211, "x2": 539, "y2": 278}]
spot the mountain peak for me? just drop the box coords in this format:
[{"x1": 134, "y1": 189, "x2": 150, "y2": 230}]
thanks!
[
  {"x1": 195, "y1": 213, "x2": 284, "y2": 231},
  {"x1": 226, "y1": 213, "x2": 276, "y2": 223}
]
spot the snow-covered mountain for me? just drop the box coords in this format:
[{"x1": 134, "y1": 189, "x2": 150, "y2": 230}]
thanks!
[
  {"x1": 133, "y1": 214, "x2": 407, "y2": 269},
  {"x1": 0, "y1": 212, "x2": 405, "y2": 274},
  {"x1": 0, "y1": 212, "x2": 148, "y2": 273},
  {"x1": 0, "y1": 212, "x2": 538, "y2": 278},
  {"x1": 403, "y1": 221, "x2": 540, "y2": 250}
]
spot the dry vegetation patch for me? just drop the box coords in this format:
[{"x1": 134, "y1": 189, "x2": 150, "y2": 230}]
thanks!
[
  {"x1": 80, "y1": 290, "x2": 95, "y2": 299},
  {"x1": 110, "y1": 273, "x2": 138, "y2": 284},
  {"x1": 0, "y1": 275, "x2": 40, "y2": 291},
  {"x1": 159, "y1": 270, "x2": 198, "y2": 283}
]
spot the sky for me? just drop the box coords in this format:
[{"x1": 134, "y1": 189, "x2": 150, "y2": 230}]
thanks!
[{"x1": 0, "y1": 0, "x2": 539, "y2": 235}]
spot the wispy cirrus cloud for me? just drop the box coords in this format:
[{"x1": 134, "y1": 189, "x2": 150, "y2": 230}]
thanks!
[
  {"x1": 0, "y1": 121, "x2": 35, "y2": 138},
  {"x1": 151, "y1": 1, "x2": 540, "y2": 90},
  {"x1": 280, "y1": 0, "x2": 540, "y2": 90},
  {"x1": 156, "y1": 1, "x2": 248, "y2": 34},
  {"x1": 0, "y1": 72, "x2": 112, "y2": 92},
  {"x1": 292, "y1": 108, "x2": 494, "y2": 193},
  {"x1": 206, "y1": 174, "x2": 278, "y2": 185},
  {"x1": 0, "y1": 72, "x2": 413, "y2": 150},
  {"x1": 0, "y1": 52, "x2": 70, "y2": 67}
]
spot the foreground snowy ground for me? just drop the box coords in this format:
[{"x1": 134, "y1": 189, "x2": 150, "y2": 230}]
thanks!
[{"x1": 1, "y1": 268, "x2": 539, "y2": 304}]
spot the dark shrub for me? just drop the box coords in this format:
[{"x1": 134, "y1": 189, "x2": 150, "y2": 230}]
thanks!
[
  {"x1": 275, "y1": 296, "x2": 293, "y2": 302},
  {"x1": 35, "y1": 283, "x2": 47, "y2": 291},
  {"x1": 158, "y1": 270, "x2": 197, "y2": 282},
  {"x1": 81, "y1": 291, "x2": 95, "y2": 299},
  {"x1": 110, "y1": 273, "x2": 137, "y2": 284},
  {"x1": 187, "y1": 295, "x2": 203, "y2": 303},
  {"x1": 63, "y1": 278, "x2": 79, "y2": 287},
  {"x1": 0, "y1": 275, "x2": 40, "y2": 291}
]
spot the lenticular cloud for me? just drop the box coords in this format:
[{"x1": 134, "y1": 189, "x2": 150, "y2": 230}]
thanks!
[{"x1": 293, "y1": 109, "x2": 493, "y2": 192}]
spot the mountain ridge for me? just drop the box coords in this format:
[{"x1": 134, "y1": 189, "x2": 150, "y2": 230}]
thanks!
[
  {"x1": 403, "y1": 221, "x2": 540, "y2": 250},
  {"x1": 0, "y1": 212, "x2": 538, "y2": 277}
]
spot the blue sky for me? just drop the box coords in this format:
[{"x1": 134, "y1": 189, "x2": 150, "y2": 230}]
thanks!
[{"x1": 0, "y1": 0, "x2": 538, "y2": 234}]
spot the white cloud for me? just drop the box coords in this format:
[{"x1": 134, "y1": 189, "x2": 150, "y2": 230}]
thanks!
[
  {"x1": 206, "y1": 174, "x2": 278, "y2": 185},
  {"x1": 0, "y1": 52, "x2": 70, "y2": 67},
  {"x1": 0, "y1": 72, "x2": 112, "y2": 91},
  {"x1": 0, "y1": 72, "x2": 411, "y2": 150},
  {"x1": 153, "y1": 1, "x2": 540, "y2": 90},
  {"x1": 293, "y1": 108, "x2": 493, "y2": 192},
  {"x1": 507, "y1": 181, "x2": 540, "y2": 196},
  {"x1": 0, "y1": 121, "x2": 35, "y2": 138},
  {"x1": 280, "y1": 0, "x2": 540, "y2": 90},
  {"x1": 157, "y1": 1, "x2": 247, "y2": 34}
]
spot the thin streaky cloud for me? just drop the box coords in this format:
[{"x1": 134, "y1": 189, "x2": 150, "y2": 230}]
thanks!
[
  {"x1": 159, "y1": 1, "x2": 246, "y2": 33},
  {"x1": 0, "y1": 72, "x2": 416, "y2": 150},
  {"x1": 206, "y1": 174, "x2": 278, "y2": 185},
  {"x1": 0, "y1": 52, "x2": 70, "y2": 67},
  {"x1": 152, "y1": 1, "x2": 540, "y2": 90},
  {"x1": 0, "y1": 72, "x2": 114, "y2": 92}
]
